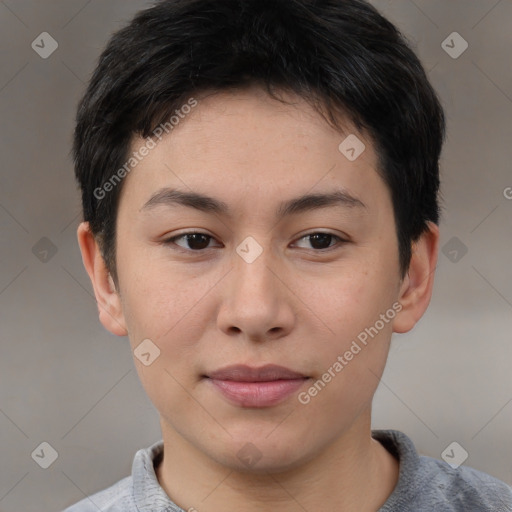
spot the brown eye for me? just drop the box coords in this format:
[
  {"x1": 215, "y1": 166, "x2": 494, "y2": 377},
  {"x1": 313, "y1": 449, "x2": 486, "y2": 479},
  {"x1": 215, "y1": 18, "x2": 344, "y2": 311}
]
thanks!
[
  {"x1": 294, "y1": 232, "x2": 345, "y2": 251},
  {"x1": 164, "y1": 232, "x2": 217, "y2": 251}
]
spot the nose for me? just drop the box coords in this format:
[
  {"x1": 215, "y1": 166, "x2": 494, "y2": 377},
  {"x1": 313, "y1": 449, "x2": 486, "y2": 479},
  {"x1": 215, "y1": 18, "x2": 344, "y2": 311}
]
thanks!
[{"x1": 216, "y1": 243, "x2": 296, "y2": 342}]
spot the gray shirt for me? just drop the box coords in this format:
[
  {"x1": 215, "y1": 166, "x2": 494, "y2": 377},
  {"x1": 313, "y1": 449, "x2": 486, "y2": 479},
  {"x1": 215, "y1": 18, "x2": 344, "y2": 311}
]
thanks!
[{"x1": 62, "y1": 429, "x2": 512, "y2": 511}]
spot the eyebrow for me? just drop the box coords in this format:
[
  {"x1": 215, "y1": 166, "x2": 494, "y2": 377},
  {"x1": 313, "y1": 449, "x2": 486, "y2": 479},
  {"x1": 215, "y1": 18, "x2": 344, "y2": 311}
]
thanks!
[{"x1": 141, "y1": 187, "x2": 367, "y2": 219}]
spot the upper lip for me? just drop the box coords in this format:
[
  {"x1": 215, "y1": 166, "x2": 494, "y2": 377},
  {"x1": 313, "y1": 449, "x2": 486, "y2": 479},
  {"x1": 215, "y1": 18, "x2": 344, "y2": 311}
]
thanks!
[{"x1": 206, "y1": 364, "x2": 307, "y2": 382}]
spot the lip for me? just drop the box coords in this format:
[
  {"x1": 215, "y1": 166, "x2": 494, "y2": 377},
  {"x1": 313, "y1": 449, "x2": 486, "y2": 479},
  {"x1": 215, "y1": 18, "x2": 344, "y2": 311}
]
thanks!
[
  {"x1": 205, "y1": 364, "x2": 309, "y2": 408},
  {"x1": 207, "y1": 364, "x2": 306, "y2": 382}
]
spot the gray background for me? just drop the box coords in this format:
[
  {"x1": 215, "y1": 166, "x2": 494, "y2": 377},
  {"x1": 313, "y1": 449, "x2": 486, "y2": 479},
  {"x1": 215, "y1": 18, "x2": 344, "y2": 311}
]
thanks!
[{"x1": 0, "y1": 1, "x2": 511, "y2": 510}]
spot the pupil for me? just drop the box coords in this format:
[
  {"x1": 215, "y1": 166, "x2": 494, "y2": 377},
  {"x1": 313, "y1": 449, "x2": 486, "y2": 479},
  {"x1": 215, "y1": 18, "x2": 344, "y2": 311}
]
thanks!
[
  {"x1": 187, "y1": 234, "x2": 210, "y2": 250},
  {"x1": 310, "y1": 233, "x2": 332, "y2": 249}
]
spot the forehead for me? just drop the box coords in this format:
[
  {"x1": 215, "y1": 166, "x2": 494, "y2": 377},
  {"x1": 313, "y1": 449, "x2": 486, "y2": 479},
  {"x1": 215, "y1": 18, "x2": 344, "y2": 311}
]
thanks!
[{"x1": 117, "y1": 86, "x2": 387, "y2": 217}]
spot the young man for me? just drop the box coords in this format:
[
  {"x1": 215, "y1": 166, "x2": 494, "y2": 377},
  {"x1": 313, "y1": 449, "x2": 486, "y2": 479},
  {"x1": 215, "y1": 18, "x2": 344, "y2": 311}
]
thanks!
[{"x1": 64, "y1": 0, "x2": 512, "y2": 510}]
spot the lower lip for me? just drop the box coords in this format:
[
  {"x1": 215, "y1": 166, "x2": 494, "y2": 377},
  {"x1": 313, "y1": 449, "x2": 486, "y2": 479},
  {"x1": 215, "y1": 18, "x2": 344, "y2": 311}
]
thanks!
[{"x1": 208, "y1": 378, "x2": 308, "y2": 407}]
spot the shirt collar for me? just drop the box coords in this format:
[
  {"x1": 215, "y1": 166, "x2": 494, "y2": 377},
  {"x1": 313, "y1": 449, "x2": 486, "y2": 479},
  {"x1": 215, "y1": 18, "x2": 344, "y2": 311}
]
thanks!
[
  {"x1": 132, "y1": 439, "x2": 183, "y2": 511},
  {"x1": 131, "y1": 430, "x2": 415, "y2": 511}
]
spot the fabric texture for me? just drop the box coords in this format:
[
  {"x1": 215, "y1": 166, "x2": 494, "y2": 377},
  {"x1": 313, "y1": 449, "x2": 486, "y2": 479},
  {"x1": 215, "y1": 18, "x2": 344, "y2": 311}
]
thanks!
[{"x1": 62, "y1": 429, "x2": 512, "y2": 511}]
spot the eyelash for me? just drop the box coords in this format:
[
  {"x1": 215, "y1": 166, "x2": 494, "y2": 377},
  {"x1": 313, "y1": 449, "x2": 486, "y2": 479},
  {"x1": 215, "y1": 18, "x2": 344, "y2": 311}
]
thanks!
[{"x1": 162, "y1": 231, "x2": 347, "y2": 253}]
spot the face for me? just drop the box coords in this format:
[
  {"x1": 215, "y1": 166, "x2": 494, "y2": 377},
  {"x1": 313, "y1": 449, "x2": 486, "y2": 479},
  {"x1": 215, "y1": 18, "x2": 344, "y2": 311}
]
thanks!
[{"x1": 107, "y1": 86, "x2": 407, "y2": 471}]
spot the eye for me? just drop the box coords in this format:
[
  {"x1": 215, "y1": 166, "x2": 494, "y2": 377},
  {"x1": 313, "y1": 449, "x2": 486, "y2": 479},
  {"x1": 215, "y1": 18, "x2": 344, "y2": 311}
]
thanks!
[
  {"x1": 163, "y1": 232, "x2": 220, "y2": 251},
  {"x1": 162, "y1": 231, "x2": 347, "y2": 253},
  {"x1": 293, "y1": 232, "x2": 346, "y2": 251}
]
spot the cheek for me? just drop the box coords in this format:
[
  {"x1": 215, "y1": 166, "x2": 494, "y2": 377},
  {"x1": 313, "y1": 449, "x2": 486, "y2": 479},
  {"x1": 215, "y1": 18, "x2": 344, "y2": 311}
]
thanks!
[
  {"x1": 118, "y1": 249, "x2": 208, "y2": 342},
  {"x1": 291, "y1": 260, "x2": 397, "y2": 407},
  {"x1": 294, "y1": 263, "x2": 396, "y2": 341},
  {"x1": 298, "y1": 318, "x2": 392, "y2": 424},
  {"x1": 119, "y1": 264, "x2": 213, "y2": 416}
]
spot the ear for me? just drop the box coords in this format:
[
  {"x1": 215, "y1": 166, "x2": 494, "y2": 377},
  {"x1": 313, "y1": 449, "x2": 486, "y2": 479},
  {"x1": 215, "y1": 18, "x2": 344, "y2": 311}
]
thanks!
[
  {"x1": 77, "y1": 222, "x2": 128, "y2": 336},
  {"x1": 393, "y1": 221, "x2": 439, "y2": 334}
]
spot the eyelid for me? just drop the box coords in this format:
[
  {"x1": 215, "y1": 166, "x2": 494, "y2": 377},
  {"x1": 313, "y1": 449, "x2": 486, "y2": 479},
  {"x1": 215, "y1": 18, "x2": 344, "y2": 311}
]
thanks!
[
  {"x1": 163, "y1": 231, "x2": 220, "y2": 251},
  {"x1": 292, "y1": 231, "x2": 347, "y2": 251},
  {"x1": 163, "y1": 230, "x2": 349, "y2": 254}
]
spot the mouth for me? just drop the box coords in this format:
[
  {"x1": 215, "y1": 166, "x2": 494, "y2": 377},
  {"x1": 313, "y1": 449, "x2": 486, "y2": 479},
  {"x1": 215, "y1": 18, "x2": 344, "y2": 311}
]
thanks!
[{"x1": 204, "y1": 364, "x2": 310, "y2": 408}]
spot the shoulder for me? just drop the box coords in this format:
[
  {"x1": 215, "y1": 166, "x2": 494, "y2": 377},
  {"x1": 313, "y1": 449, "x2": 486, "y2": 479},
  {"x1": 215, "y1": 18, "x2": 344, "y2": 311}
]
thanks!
[
  {"x1": 61, "y1": 439, "x2": 171, "y2": 512},
  {"x1": 373, "y1": 430, "x2": 512, "y2": 512},
  {"x1": 62, "y1": 475, "x2": 135, "y2": 512},
  {"x1": 414, "y1": 454, "x2": 512, "y2": 511}
]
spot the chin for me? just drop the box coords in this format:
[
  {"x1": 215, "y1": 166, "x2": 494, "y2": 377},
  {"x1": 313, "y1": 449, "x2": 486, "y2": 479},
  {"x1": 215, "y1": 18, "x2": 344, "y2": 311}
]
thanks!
[{"x1": 208, "y1": 430, "x2": 317, "y2": 475}]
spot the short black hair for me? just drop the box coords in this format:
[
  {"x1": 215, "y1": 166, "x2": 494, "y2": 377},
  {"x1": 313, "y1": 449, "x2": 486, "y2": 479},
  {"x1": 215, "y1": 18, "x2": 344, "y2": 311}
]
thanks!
[{"x1": 73, "y1": 0, "x2": 445, "y2": 286}]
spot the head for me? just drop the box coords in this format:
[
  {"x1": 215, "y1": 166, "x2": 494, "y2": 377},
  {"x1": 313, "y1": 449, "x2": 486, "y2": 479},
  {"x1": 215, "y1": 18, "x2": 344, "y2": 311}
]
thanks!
[{"x1": 75, "y1": 0, "x2": 444, "y2": 472}]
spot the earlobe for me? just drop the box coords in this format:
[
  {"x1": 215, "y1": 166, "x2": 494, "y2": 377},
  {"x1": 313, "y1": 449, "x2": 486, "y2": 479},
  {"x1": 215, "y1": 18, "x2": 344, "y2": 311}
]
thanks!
[
  {"x1": 392, "y1": 222, "x2": 439, "y2": 334},
  {"x1": 76, "y1": 222, "x2": 128, "y2": 337}
]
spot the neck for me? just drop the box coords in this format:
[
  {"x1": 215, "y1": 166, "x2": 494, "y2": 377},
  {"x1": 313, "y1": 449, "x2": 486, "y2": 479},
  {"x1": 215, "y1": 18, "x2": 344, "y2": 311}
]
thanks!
[{"x1": 155, "y1": 410, "x2": 399, "y2": 511}]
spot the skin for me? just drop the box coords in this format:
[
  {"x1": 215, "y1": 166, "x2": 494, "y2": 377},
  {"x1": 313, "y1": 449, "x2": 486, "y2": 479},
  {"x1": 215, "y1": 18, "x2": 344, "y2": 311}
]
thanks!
[{"x1": 78, "y1": 85, "x2": 439, "y2": 511}]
